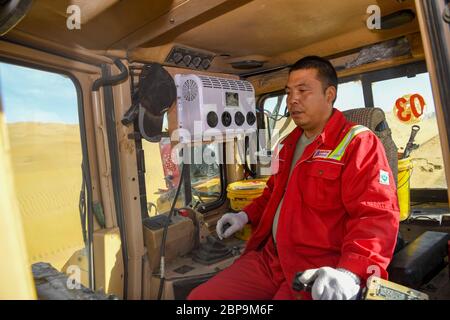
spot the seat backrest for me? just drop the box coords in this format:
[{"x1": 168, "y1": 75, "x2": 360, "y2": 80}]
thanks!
[{"x1": 343, "y1": 107, "x2": 398, "y2": 185}]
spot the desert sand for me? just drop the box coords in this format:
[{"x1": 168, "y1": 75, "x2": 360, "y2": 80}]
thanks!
[
  {"x1": 385, "y1": 112, "x2": 447, "y2": 189},
  {"x1": 7, "y1": 122, "x2": 85, "y2": 270},
  {"x1": 7, "y1": 122, "x2": 169, "y2": 271},
  {"x1": 142, "y1": 140, "x2": 166, "y2": 211}
]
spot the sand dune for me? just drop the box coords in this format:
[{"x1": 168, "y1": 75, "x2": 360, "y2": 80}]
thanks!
[
  {"x1": 385, "y1": 112, "x2": 440, "y2": 152},
  {"x1": 7, "y1": 122, "x2": 85, "y2": 270},
  {"x1": 385, "y1": 112, "x2": 447, "y2": 189},
  {"x1": 410, "y1": 135, "x2": 447, "y2": 189},
  {"x1": 8, "y1": 121, "x2": 169, "y2": 270}
]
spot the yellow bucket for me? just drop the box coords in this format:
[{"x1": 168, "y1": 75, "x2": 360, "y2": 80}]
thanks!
[
  {"x1": 397, "y1": 156, "x2": 413, "y2": 221},
  {"x1": 226, "y1": 179, "x2": 268, "y2": 211},
  {"x1": 227, "y1": 178, "x2": 268, "y2": 240}
]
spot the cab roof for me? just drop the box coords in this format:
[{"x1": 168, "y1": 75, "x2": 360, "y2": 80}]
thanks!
[{"x1": 5, "y1": 0, "x2": 419, "y2": 75}]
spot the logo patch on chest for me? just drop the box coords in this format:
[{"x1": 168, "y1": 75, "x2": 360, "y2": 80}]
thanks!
[
  {"x1": 312, "y1": 149, "x2": 332, "y2": 159},
  {"x1": 379, "y1": 169, "x2": 390, "y2": 185}
]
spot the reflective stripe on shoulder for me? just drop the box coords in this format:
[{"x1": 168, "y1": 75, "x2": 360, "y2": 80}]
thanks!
[{"x1": 327, "y1": 125, "x2": 370, "y2": 161}]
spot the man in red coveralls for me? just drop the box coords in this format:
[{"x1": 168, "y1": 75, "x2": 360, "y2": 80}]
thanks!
[{"x1": 188, "y1": 56, "x2": 399, "y2": 300}]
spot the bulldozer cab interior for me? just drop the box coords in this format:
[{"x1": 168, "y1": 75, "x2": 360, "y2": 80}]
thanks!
[{"x1": 0, "y1": 0, "x2": 449, "y2": 300}]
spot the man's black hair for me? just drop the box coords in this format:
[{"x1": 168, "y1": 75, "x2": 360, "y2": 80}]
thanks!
[{"x1": 289, "y1": 56, "x2": 338, "y2": 103}]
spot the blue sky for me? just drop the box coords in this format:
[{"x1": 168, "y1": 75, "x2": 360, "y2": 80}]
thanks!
[{"x1": 0, "y1": 62, "x2": 79, "y2": 124}]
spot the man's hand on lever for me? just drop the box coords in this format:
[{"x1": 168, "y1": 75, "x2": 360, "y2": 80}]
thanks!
[
  {"x1": 216, "y1": 211, "x2": 248, "y2": 240},
  {"x1": 298, "y1": 267, "x2": 361, "y2": 300}
]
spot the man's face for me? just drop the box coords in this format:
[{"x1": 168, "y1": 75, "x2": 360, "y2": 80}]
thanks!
[{"x1": 285, "y1": 68, "x2": 335, "y2": 131}]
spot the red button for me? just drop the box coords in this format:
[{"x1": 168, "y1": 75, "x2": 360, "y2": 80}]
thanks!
[{"x1": 179, "y1": 209, "x2": 189, "y2": 217}]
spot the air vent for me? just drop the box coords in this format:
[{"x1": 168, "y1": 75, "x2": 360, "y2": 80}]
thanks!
[
  {"x1": 200, "y1": 76, "x2": 253, "y2": 92},
  {"x1": 231, "y1": 60, "x2": 265, "y2": 70},
  {"x1": 380, "y1": 9, "x2": 415, "y2": 30},
  {"x1": 244, "y1": 82, "x2": 253, "y2": 91},
  {"x1": 199, "y1": 76, "x2": 213, "y2": 88},
  {"x1": 221, "y1": 112, "x2": 232, "y2": 127},
  {"x1": 219, "y1": 78, "x2": 231, "y2": 90},
  {"x1": 182, "y1": 79, "x2": 198, "y2": 101},
  {"x1": 211, "y1": 77, "x2": 221, "y2": 89}
]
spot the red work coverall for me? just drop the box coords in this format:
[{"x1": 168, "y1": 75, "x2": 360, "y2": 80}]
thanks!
[
  {"x1": 189, "y1": 109, "x2": 399, "y2": 299},
  {"x1": 245, "y1": 109, "x2": 399, "y2": 286}
]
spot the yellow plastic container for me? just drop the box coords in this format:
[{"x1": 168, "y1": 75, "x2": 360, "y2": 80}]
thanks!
[
  {"x1": 397, "y1": 156, "x2": 413, "y2": 221},
  {"x1": 227, "y1": 179, "x2": 268, "y2": 211},
  {"x1": 227, "y1": 179, "x2": 268, "y2": 240}
]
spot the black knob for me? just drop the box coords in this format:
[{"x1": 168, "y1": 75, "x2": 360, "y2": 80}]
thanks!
[
  {"x1": 207, "y1": 111, "x2": 218, "y2": 128},
  {"x1": 222, "y1": 223, "x2": 232, "y2": 234},
  {"x1": 235, "y1": 111, "x2": 245, "y2": 126},
  {"x1": 221, "y1": 112, "x2": 232, "y2": 127},
  {"x1": 183, "y1": 55, "x2": 192, "y2": 66},
  {"x1": 246, "y1": 111, "x2": 256, "y2": 125},
  {"x1": 292, "y1": 272, "x2": 312, "y2": 292},
  {"x1": 173, "y1": 52, "x2": 183, "y2": 64},
  {"x1": 192, "y1": 56, "x2": 202, "y2": 68},
  {"x1": 201, "y1": 59, "x2": 211, "y2": 69}
]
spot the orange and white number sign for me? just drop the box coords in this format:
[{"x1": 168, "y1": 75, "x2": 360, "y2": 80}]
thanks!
[{"x1": 393, "y1": 93, "x2": 426, "y2": 124}]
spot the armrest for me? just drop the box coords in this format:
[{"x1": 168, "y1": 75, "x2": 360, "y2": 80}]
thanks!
[{"x1": 388, "y1": 231, "x2": 449, "y2": 288}]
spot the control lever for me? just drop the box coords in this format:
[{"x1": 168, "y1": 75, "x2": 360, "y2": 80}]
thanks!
[
  {"x1": 220, "y1": 222, "x2": 232, "y2": 238},
  {"x1": 292, "y1": 271, "x2": 429, "y2": 300},
  {"x1": 292, "y1": 272, "x2": 313, "y2": 293},
  {"x1": 402, "y1": 125, "x2": 420, "y2": 159},
  {"x1": 217, "y1": 222, "x2": 231, "y2": 240},
  {"x1": 292, "y1": 271, "x2": 362, "y2": 299}
]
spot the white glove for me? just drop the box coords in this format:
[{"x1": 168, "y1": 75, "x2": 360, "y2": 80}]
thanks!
[
  {"x1": 216, "y1": 211, "x2": 248, "y2": 240},
  {"x1": 299, "y1": 267, "x2": 361, "y2": 300}
]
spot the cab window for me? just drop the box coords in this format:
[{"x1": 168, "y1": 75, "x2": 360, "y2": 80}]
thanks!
[
  {"x1": 372, "y1": 72, "x2": 447, "y2": 189},
  {"x1": 334, "y1": 80, "x2": 365, "y2": 111},
  {"x1": 262, "y1": 80, "x2": 366, "y2": 130},
  {"x1": 0, "y1": 62, "x2": 87, "y2": 274},
  {"x1": 143, "y1": 138, "x2": 224, "y2": 215}
]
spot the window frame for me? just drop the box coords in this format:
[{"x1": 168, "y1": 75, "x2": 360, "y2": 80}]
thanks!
[
  {"x1": 0, "y1": 57, "x2": 95, "y2": 288},
  {"x1": 188, "y1": 143, "x2": 228, "y2": 215},
  {"x1": 340, "y1": 61, "x2": 446, "y2": 201},
  {"x1": 180, "y1": 141, "x2": 228, "y2": 215},
  {"x1": 338, "y1": 61, "x2": 428, "y2": 108},
  {"x1": 257, "y1": 89, "x2": 289, "y2": 146}
]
